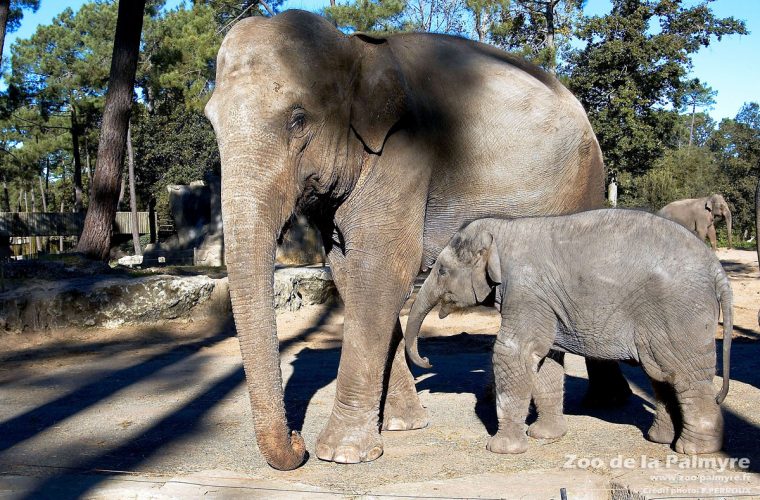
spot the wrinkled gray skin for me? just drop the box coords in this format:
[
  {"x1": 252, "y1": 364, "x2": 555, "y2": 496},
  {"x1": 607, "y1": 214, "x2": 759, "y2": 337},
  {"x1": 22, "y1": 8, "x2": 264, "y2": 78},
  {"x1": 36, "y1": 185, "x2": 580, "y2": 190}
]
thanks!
[
  {"x1": 406, "y1": 210, "x2": 733, "y2": 455},
  {"x1": 204, "y1": 10, "x2": 623, "y2": 470},
  {"x1": 658, "y1": 194, "x2": 732, "y2": 250}
]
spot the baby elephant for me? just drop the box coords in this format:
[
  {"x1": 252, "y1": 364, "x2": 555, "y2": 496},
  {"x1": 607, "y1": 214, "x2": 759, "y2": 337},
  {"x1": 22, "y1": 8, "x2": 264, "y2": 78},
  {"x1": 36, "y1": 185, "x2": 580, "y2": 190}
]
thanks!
[{"x1": 405, "y1": 209, "x2": 732, "y2": 455}]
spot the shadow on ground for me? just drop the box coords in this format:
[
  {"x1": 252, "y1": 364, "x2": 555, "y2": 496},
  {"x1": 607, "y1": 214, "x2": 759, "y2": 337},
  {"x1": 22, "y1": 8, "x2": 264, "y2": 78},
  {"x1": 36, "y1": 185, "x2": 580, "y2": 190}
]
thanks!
[{"x1": 2, "y1": 310, "x2": 759, "y2": 498}]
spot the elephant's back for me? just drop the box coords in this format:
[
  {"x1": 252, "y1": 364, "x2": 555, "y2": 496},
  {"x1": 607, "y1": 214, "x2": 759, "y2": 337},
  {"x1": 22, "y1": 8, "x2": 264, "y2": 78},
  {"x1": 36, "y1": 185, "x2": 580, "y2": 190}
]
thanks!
[{"x1": 405, "y1": 34, "x2": 605, "y2": 269}]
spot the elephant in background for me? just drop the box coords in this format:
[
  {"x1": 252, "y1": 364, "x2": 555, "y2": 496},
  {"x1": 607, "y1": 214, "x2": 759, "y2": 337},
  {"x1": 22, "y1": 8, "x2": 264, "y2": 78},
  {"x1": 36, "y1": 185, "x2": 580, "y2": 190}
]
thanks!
[
  {"x1": 658, "y1": 194, "x2": 732, "y2": 250},
  {"x1": 205, "y1": 10, "x2": 630, "y2": 470}
]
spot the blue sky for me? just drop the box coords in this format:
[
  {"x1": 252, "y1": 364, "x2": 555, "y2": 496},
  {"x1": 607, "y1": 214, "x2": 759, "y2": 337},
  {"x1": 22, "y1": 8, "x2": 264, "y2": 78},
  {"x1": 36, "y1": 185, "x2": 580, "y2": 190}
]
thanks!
[{"x1": 3, "y1": 0, "x2": 757, "y2": 120}]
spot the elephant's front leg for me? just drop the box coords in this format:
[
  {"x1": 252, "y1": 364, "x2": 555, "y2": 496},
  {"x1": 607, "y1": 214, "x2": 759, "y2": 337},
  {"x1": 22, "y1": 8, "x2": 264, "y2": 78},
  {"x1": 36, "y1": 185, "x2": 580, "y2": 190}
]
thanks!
[
  {"x1": 382, "y1": 322, "x2": 429, "y2": 431},
  {"x1": 707, "y1": 224, "x2": 718, "y2": 251},
  {"x1": 488, "y1": 311, "x2": 555, "y2": 454},
  {"x1": 315, "y1": 227, "x2": 423, "y2": 463}
]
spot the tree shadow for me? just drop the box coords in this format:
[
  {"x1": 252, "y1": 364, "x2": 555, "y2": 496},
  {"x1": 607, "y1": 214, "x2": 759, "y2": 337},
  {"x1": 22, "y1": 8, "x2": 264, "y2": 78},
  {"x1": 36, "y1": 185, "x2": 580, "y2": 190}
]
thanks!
[
  {"x1": 0, "y1": 318, "x2": 235, "y2": 455},
  {"x1": 16, "y1": 366, "x2": 245, "y2": 500}
]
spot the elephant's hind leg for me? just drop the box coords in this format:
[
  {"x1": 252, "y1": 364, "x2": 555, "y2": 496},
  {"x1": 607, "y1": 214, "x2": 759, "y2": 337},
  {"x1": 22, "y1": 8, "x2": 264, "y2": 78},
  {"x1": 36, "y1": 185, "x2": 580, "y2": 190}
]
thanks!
[
  {"x1": 528, "y1": 350, "x2": 567, "y2": 440},
  {"x1": 382, "y1": 321, "x2": 429, "y2": 431},
  {"x1": 646, "y1": 379, "x2": 678, "y2": 445},
  {"x1": 673, "y1": 380, "x2": 723, "y2": 454}
]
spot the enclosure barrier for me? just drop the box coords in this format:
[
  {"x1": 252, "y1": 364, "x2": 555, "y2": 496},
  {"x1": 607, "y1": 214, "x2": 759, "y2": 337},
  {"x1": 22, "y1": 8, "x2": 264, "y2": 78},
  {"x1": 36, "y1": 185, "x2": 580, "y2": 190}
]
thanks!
[{"x1": 0, "y1": 211, "x2": 157, "y2": 237}]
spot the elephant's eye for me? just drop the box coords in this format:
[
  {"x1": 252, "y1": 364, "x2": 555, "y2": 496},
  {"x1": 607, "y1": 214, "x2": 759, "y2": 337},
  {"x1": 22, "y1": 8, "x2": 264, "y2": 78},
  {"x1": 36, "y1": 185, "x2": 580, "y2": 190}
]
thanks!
[
  {"x1": 288, "y1": 108, "x2": 306, "y2": 134},
  {"x1": 438, "y1": 267, "x2": 447, "y2": 276}
]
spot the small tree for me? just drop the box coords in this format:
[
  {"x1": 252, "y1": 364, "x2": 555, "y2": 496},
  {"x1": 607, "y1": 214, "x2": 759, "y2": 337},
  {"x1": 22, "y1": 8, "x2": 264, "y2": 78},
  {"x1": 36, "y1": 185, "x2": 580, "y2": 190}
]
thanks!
[{"x1": 681, "y1": 79, "x2": 717, "y2": 148}]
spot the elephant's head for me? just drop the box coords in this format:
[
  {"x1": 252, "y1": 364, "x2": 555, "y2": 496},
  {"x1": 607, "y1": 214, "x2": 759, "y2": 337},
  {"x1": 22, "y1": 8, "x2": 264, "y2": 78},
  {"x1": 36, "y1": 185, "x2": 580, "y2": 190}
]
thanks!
[
  {"x1": 204, "y1": 11, "x2": 408, "y2": 470},
  {"x1": 706, "y1": 194, "x2": 732, "y2": 248},
  {"x1": 404, "y1": 225, "x2": 502, "y2": 368}
]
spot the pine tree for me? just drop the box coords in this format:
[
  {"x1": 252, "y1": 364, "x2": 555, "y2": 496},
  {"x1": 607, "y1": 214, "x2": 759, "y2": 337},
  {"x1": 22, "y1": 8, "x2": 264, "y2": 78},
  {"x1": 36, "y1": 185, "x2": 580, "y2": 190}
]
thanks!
[{"x1": 77, "y1": 1, "x2": 147, "y2": 260}]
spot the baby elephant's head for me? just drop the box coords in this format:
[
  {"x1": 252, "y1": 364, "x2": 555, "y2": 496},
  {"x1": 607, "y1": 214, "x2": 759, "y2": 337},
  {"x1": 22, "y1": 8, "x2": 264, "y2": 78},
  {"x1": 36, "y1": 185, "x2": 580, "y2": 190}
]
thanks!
[{"x1": 405, "y1": 225, "x2": 502, "y2": 368}]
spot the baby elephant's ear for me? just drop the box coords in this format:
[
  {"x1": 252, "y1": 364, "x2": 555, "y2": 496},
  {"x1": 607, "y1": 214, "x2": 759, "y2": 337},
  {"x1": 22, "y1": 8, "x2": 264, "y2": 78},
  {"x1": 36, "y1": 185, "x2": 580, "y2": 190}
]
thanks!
[{"x1": 472, "y1": 231, "x2": 501, "y2": 303}]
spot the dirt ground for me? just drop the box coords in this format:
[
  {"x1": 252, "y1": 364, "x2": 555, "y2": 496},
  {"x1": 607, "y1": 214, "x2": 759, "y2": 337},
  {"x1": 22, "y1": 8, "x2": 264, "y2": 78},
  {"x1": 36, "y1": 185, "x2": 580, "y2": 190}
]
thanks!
[{"x1": 1, "y1": 249, "x2": 759, "y2": 498}]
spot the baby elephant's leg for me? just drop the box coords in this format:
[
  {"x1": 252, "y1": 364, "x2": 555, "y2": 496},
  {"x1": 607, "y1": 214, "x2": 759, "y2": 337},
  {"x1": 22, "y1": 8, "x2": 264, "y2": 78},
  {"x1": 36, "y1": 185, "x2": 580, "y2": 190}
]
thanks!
[
  {"x1": 528, "y1": 350, "x2": 567, "y2": 440},
  {"x1": 488, "y1": 318, "x2": 554, "y2": 454}
]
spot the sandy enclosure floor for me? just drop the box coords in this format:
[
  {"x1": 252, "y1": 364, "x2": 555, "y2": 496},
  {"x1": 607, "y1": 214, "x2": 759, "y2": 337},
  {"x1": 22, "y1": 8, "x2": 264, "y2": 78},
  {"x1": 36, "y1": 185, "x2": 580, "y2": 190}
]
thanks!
[{"x1": 0, "y1": 249, "x2": 759, "y2": 498}]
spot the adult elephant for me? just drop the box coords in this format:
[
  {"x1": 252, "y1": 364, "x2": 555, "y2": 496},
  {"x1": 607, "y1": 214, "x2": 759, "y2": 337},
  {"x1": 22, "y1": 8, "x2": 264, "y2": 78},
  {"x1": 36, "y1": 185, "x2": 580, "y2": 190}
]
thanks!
[
  {"x1": 658, "y1": 194, "x2": 732, "y2": 250},
  {"x1": 205, "y1": 10, "x2": 629, "y2": 470}
]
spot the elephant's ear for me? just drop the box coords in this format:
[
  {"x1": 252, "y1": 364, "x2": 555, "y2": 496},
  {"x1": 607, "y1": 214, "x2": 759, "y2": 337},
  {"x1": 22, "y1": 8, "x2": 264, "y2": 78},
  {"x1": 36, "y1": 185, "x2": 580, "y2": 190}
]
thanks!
[
  {"x1": 350, "y1": 33, "x2": 407, "y2": 154},
  {"x1": 472, "y1": 232, "x2": 502, "y2": 303}
]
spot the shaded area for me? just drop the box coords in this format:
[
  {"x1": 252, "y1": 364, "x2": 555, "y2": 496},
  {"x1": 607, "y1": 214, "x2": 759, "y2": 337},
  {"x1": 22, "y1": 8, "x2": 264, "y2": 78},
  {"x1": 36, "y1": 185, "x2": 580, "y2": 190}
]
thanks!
[
  {"x1": 18, "y1": 367, "x2": 245, "y2": 499},
  {"x1": 0, "y1": 320, "x2": 233, "y2": 454}
]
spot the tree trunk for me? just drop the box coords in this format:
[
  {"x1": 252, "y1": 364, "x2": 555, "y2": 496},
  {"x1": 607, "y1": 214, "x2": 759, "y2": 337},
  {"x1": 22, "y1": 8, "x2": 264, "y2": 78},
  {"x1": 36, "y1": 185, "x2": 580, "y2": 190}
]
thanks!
[
  {"x1": 0, "y1": 0, "x2": 10, "y2": 62},
  {"x1": 30, "y1": 186, "x2": 42, "y2": 253},
  {"x1": 77, "y1": 0, "x2": 146, "y2": 260},
  {"x1": 60, "y1": 200, "x2": 65, "y2": 253},
  {"x1": 118, "y1": 166, "x2": 126, "y2": 208},
  {"x1": 127, "y1": 124, "x2": 141, "y2": 255},
  {"x1": 2, "y1": 179, "x2": 10, "y2": 212},
  {"x1": 39, "y1": 175, "x2": 49, "y2": 253},
  {"x1": 688, "y1": 101, "x2": 696, "y2": 148},
  {"x1": 545, "y1": 0, "x2": 556, "y2": 73},
  {"x1": 71, "y1": 101, "x2": 84, "y2": 212}
]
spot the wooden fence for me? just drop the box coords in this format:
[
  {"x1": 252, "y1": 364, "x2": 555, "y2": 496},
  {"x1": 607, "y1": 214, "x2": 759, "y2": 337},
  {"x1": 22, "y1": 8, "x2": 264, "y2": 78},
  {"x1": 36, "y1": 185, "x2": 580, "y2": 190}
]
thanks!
[{"x1": 0, "y1": 211, "x2": 158, "y2": 237}]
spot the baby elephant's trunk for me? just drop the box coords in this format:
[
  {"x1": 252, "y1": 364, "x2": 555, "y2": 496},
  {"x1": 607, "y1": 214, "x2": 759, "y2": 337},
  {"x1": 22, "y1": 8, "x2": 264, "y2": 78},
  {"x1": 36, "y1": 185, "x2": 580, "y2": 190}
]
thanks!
[{"x1": 404, "y1": 274, "x2": 439, "y2": 369}]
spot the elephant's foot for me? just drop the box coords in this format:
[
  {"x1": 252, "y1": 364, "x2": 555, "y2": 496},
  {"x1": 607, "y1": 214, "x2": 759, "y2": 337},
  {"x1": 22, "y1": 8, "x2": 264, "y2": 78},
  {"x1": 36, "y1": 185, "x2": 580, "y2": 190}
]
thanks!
[
  {"x1": 647, "y1": 416, "x2": 675, "y2": 445},
  {"x1": 486, "y1": 425, "x2": 528, "y2": 454},
  {"x1": 527, "y1": 415, "x2": 567, "y2": 440},
  {"x1": 382, "y1": 397, "x2": 429, "y2": 431},
  {"x1": 673, "y1": 418, "x2": 723, "y2": 455},
  {"x1": 674, "y1": 434, "x2": 723, "y2": 455},
  {"x1": 315, "y1": 409, "x2": 383, "y2": 464}
]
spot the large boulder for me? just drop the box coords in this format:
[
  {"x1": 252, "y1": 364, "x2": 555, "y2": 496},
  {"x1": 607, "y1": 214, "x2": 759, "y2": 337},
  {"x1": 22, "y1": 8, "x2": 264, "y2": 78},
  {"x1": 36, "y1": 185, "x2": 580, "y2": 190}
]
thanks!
[{"x1": 0, "y1": 267, "x2": 337, "y2": 332}]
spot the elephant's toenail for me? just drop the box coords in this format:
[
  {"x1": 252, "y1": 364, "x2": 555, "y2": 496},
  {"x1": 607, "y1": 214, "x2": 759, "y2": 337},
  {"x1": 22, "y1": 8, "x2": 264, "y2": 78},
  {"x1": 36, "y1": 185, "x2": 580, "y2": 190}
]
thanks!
[
  {"x1": 366, "y1": 446, "x2": 383, "y2": 461},
  {"x1": 315, "y1": 444, "x2": 333, "y2": 461}
]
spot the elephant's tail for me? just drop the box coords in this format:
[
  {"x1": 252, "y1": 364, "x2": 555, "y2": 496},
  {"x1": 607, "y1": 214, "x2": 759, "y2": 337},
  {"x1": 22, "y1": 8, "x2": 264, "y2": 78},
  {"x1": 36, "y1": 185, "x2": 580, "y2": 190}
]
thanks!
[{"x1": 716, "y1": 270, "x2": 733, "y2": 404}]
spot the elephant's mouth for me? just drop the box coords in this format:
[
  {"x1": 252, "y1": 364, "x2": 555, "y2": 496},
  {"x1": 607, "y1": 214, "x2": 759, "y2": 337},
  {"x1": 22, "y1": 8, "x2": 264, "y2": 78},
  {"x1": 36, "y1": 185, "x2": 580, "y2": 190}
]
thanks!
[{"x1": 438, "y1": 300, "x2": 462, "y2": 319}]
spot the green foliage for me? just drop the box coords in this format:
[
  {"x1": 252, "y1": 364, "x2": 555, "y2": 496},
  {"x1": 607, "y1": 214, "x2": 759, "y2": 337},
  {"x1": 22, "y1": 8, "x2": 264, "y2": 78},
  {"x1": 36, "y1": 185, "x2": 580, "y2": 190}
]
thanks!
[
  {"x1": 4, "y1": 0, "x2": 40, "y2": 34},
  {"x1": 324, "y1": 0, "x2": 406, "y2": 33},
  {"x1": 567, "y1": 0, "x2": 746, "y2": 178},
  {"x1": 131, "y1": 103, "x2": 220, "y2": 219},
  {"x1": 140, "y1": 3, "x2": 222, "y2": 112},
  {"x1": 0, "y1": 0, "x2": 755, "y2": 252},
  {"x1": 621, "y1": 146, "x2": 724, "y2": 210},
  {"x1": 708, "y1": 103, "x2": 760, "y2": 236},
  {"x1": 488, "y1": 0, "x2": 584, "y2": 71}
]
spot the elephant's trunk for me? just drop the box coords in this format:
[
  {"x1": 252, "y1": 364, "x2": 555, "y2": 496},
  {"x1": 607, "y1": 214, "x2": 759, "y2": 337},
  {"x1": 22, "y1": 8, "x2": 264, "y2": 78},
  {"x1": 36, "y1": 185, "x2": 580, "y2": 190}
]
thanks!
[
  {"x1": 404, "y1": 273, "x2": 440, "y2": 369},
  {"x1": 725, "y1": 209, "x2": 732, "y2": 249},
  {"x1": 220, "y1": 147, "x2": 305, "y2": 470}
]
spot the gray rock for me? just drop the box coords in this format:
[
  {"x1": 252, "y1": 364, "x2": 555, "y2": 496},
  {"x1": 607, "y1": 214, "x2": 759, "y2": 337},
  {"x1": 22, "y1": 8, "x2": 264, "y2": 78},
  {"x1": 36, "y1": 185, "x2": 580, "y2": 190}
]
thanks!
[
  {"x1": 273, "y1": 267, "x2": 337, "y2": 311},
  {"x1": 117, "y1": 255, "x2": 144, "y2": 267},
  {"x1": 0, "y1": 274, "x2": 229, "y2": 332},
  {"x1": 0, "y1": 267, "x2": 338, "y2": 332}
]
